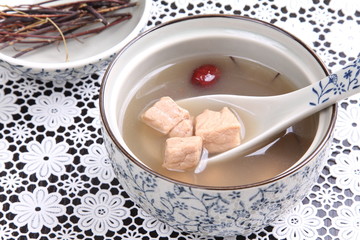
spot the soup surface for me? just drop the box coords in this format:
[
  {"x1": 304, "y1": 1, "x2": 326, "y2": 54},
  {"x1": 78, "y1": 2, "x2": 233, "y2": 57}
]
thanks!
[{"x1": 122, "y1": 56, "x2": 318, "y2": 187}]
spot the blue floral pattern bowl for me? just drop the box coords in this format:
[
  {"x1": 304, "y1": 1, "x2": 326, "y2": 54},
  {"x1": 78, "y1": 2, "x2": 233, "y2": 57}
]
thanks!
[
  {"x1": 0, "y1": 0, "x2": 151, "y2": 81},
  {"x1": 100, "y1": 15, "x2": 337, "y2": 236},
  {"x1": 102, "y1": 130, "x2": 330, "y2": 236}
]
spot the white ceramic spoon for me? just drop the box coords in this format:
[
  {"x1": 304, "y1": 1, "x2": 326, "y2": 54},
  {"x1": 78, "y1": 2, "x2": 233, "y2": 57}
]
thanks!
[{"x1": 178, "y1": 58, "x2": 360, "y2": 163}]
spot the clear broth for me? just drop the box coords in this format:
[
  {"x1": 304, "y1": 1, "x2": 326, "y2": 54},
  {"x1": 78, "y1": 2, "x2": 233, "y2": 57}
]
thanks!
[{"x1": 122, "y1": 56, "x2": 318, "y2": 187}]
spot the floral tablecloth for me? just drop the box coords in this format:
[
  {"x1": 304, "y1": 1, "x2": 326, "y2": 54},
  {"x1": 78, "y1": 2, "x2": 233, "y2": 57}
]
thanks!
[{"x1": 1, "y1": 0, "x2": 360, "y2": 239}]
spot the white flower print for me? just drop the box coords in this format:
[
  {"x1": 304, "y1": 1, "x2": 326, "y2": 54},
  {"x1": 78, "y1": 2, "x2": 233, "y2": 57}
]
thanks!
[
  {"x1": 313, "y1": 187, "x2": 338, "y2": 208},
  {"x1": 29, "y1": 92, "x2": 80, "y2": 130},
  {"x1": 61, "y1": 176, "x2": 85, "y2": 196},
  {"x1": 0, "y1": 223, "x2": 12, "y2": 240},
  {"x1": 0, "y1": 140, "x2": 11, "y2": 171},
  {"x1": 308, "y1": 8, "x2": 333, "y2": 26},
  {"x1": 327, "y1": 21, "x2": 360, "y2": 57},
  {"x1": 78, "y1": 81, "x2": 98, "y2": 99},
  {"x1": 330, "y1": 152, "x2": 360, "y2": 194},
  {"x1": 118, "y1": 229, "x2": 144, "y2": 239},
  {"x1": 82, "y1": 144, "x2": 114, "y2": 183},
  {"x1": 20, "y1": 137, "x2": 72, "y2": 180},
  {"x1": 138, "y1": 209, "x2": 173, "y2": 236},
  {"x1": 334, "y1": 203, "x2": 360, "y2": 240},
  {"x1": 230, "y1": 0, "x2": 258, "y2": 8},
  {"x1": 0, "y1": 65, "x2": 20, "y2": 83},
  {"x1": 200, "y1": 2, "x2": 220, "y2": 14},
  {"x1": 334, "y1": 104, "x2": 360, "y2": 144},
  {"x1": 18, "y1": 80, "x2": 39, "y2": 96},
  {"x1": 0, "y1": 91, "x2": 20, "y2": 124},
  {"x1": 272, "y1": 204, "x2": 322, "y2": 240},
  {"x1": 0, "y1": 172, "x2": 22, "y2": 192},
  {"x1": 10, "y1": 187, "x2": 65, "y2": 231},
  {"x1": 186, "y1": 234, "x2": 218, "y2": 240},
  {"x1": 150, "y1": 1, "x2": 175, "y2": 23},
  {"x1": 8, "y1": 124, "x2": 32, "y2": 142},
  {"x1": 272, "y1": 0, "x2": 313, "y2": 12},
  {"x1": 68, "y1": 126, "x2": 92, "y2": 145},
  {"x1": 174, "y1": 0, "x2": 190, "y2": 8},
  {"x1": 55, "y1": 228, "x2": 77, "y2": 240},
  {"x1": 329, "y1": 0, "x2": 360, "y2": 15},
  {"x1": 52, "y1": 77, "x2": 78, "y2": 88},
  {"x1": 75, "y1": 190, "x2": 129, "y2": 235},
  {"x1": 249, "y1": 3, "x2": 277, "y2": 22}
]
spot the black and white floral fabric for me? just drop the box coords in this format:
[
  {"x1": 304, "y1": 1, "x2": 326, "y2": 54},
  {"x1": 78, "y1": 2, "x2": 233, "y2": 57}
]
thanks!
[{"x1": 1, "y1": 0, "x2": 360, "y2": 239}]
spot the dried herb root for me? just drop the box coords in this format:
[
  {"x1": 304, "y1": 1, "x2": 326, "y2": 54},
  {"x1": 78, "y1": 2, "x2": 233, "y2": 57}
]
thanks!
[{"x1": 0, "y1": 0, "x2": 136, "y2": 60}]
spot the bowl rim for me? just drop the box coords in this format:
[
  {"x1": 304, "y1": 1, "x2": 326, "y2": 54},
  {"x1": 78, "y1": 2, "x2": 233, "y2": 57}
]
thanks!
[
  {"x1": 100, "y1": 14, "x2": 337, "y2": 191},
  {"x1": 0, "y1": 0, "x2": 152, "y2": 70}
]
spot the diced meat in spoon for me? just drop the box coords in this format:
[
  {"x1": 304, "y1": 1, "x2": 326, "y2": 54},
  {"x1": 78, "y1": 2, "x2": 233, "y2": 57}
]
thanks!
[{"x1": 195, "y1": 107, "x2": 241, "y2": 154}]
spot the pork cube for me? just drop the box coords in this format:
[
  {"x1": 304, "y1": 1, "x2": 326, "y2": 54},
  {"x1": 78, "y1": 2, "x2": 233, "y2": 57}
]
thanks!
[
  {"x1": 195, "y1": 107, "x2": 241, "y2": 154},
  {"x1": 163, "y1": 136, "x2": 203, "y2": 171},
  {"x1": 141, "y1": 96, "x2": 190, "y2": 134},
  {"x1": 169, "y1": 118, "x2": 194, "y2": 138}
]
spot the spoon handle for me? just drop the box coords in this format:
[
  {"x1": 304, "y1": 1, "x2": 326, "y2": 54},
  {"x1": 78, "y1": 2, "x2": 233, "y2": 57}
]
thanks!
[
  {"x1": 307, "y1": 57, "x2": 360, "y2": 108},
  {"x1": 264, "y1": 57, "x2": 360, "y2": 127}
]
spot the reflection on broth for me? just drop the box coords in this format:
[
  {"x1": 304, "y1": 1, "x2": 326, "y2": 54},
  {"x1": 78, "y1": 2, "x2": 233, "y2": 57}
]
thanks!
[{"x1": 121, "y1": 56, "x2": 318, "y2": 187}]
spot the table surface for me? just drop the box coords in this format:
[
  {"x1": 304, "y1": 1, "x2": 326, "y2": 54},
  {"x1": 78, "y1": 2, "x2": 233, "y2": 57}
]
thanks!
[{"x1": 1, "y1": 0, "x2": 360, "y2": 239}]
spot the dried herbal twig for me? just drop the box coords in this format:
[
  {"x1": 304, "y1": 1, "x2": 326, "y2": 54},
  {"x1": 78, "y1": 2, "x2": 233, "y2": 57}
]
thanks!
[{"x1": 0, "y1": 0, "x2": 136, "y2": 60}]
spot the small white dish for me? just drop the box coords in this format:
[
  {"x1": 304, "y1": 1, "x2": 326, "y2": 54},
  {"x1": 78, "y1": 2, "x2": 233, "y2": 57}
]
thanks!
[{"x1": 0, "y1": 0, "x2": 151, "y2": 81}]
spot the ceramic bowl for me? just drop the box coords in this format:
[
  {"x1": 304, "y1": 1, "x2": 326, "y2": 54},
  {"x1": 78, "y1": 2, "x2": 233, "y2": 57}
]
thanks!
[
  {"x1": 99, "y1": 15, "x2": 337, "y2": 236},
  {"x1": 0, "y1": 0, "x2": 151, "y2": 81}
]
